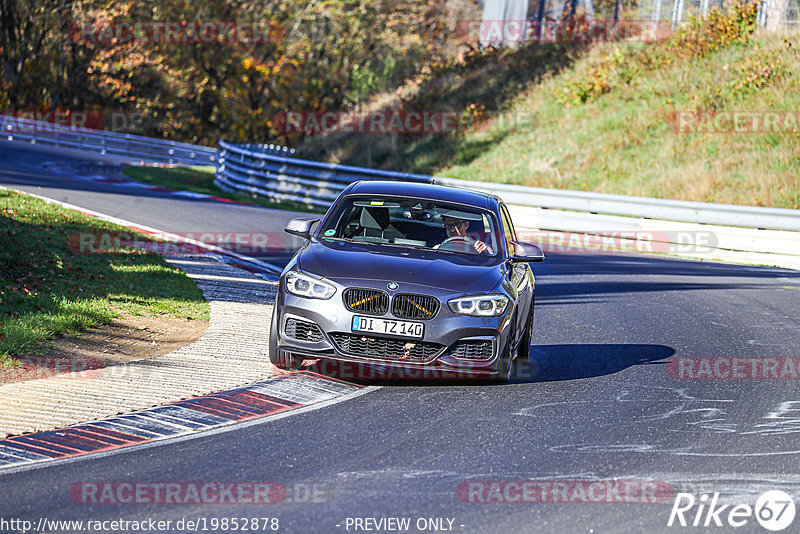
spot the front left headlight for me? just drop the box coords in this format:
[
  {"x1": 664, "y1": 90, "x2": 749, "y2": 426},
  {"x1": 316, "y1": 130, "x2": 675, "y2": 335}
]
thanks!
[
  {"x1": 448, "y1": 294, "x2": 509, "y2": 317},
  {"x1": 285, "y1": 271, "x2": 336, "y2": 299}
]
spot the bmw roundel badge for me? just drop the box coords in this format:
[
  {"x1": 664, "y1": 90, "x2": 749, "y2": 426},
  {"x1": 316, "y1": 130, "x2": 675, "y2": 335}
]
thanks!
[{"x1": 387, "y1": 282, "x2": 399, "y2": 291}]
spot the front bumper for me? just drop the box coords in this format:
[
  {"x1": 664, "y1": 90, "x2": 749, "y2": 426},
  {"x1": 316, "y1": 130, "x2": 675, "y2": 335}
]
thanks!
[{"x1": 275, "y1": 287, "x2": 513, "y2": 377}]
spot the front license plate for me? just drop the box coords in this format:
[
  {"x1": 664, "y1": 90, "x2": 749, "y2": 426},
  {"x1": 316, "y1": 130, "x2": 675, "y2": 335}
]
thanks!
[{"x1": 351, "y1": 316, "x2": 424, "y2": 338}]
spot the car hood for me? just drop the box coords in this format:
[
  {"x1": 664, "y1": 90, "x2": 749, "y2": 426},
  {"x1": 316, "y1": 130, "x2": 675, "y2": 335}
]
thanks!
[{"x1": 298, "y1": 240, "x2": 503, "y2": 293}]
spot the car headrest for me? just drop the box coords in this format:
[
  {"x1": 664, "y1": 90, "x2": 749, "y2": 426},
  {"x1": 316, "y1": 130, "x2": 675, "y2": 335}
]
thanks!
[{"x1": 360, "y1": 207, "x2": 390, "y2": 229}]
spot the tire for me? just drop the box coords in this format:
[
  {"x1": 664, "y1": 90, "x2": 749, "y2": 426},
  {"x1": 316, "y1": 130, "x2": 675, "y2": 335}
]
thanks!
[
  {"x1": 515, "y1": 310, "x2": 534, "y2": 361},
  {"x1": 493, "y1": 342, "x2": 514, "y2": 383},
  {"x1": 269, "y1": 304, "x2": 303, "y2": 370},
  {"x1": 492, "y1": 312, "x2": 516, "y2": 383}
]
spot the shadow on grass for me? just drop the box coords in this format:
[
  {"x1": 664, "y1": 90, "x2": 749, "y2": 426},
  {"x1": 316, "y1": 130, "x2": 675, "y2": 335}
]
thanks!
[
  {"x1": 295, "y1": 41, "x2": 589, "y2": 174},
  {"x1": 0, "y1": 205, "x2": 207, "y2": 358}
]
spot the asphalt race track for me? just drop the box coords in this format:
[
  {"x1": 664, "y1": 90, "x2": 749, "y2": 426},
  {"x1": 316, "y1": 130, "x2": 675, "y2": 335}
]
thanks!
[
  {"x1": 2, "y1": 142, "x2": 800, "y2": 533},
  {"x1": 0, "y1": 141, "x2": 307, "y2": 268}
]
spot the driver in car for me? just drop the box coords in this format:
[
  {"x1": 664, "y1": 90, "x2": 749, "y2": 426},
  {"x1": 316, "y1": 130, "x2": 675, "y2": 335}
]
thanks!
[{"x1": 439, "y1": 215, "x2": 493, "y2": 255}]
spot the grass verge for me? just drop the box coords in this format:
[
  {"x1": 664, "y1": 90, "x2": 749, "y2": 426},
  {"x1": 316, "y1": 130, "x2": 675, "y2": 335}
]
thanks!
[
  {"x1": 441, "y1": 12, "x2": 800, "y2": 208},
  {"x1": 292, "y1": 3, "x2": 799, "y2": 208},
  {"x1": 0, "y1": 189, "x2": 209, "y2": 367},
  {"x1": 122, "y1": 165, "x2": 326, "y2": 214}
]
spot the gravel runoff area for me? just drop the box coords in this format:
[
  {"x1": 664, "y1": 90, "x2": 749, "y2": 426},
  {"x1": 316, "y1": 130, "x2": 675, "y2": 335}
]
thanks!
[{"x1": 0, "y1": 254, "x2": 279, "y2": 438}]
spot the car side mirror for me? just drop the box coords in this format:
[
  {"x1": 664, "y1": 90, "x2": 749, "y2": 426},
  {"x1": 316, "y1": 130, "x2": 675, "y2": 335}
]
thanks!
[
  {"x1": 509, "y1": 241, "x2": 545, "y2": 262},
  {"x1": 284, "y1": 217, "x2": 320, "y2": 240}
]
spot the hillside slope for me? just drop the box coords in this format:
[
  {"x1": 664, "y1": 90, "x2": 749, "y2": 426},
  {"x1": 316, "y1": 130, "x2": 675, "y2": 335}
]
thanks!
[{"x1": 296, "y1": 5, "x2": 800, "y2": 208}]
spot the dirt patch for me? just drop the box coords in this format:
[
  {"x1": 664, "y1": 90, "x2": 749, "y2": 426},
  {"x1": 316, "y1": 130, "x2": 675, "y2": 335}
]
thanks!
[{"x1": 0, "y1": 313, "x2": 209, "y2": 385}]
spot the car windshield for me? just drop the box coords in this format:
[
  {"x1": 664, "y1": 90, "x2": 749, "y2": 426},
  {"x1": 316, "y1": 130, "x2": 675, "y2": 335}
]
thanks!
[{"x1": 318, "y1": 196, "x2": 500, "y2": 257}]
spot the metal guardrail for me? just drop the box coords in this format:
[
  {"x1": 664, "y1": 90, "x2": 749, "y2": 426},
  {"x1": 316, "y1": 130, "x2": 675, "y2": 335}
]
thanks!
[
  {"x1": 215, "y1": 139, "x2": 433, "y2": 208},
  {"x1": 215, "y1": 140, "x2": 800, "y2": 232},
  {"x1": 0, "y1": 115, "x2": 218, "y2": 166},
  {"x1": 437, "y1": 177, "x2": 800, "y2": 232},
  {"x1": 236, "y1": 143, "x2": 297, "y2": 157},
  {"x1": 0, "y1": 120, "x2": 795, "y2": 267}
]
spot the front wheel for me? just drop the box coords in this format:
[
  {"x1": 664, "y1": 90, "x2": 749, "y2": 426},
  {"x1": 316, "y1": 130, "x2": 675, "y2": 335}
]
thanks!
[
  {"x1": 269, "y1": 304, "x2": 303, "y2": 370},
  {"x1": 493, "y1": 343, "x2": 514, "y2": 383},
  {"x1": 515, "y1": 310, "x2": 533, "y2": 361},
  {"x1": 492, "y1": 315, "x2": 516, "y2": 383}
]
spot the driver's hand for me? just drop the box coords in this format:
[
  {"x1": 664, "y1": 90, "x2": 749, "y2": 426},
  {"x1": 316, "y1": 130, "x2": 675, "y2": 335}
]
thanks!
[{"x1": 474, "y1": 241, "x2": 493, "y2": 254}]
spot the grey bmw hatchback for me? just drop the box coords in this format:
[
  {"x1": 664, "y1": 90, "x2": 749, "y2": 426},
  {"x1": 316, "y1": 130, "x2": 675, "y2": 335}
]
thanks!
[{"x1": 269, "y1": 180, "x2": 544, "y2": 381}]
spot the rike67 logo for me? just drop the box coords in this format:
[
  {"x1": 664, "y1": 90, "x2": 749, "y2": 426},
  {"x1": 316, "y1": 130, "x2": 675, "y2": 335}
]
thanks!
[{"x1": 668, "y1": 491, "x2": 795, "y2": 531}]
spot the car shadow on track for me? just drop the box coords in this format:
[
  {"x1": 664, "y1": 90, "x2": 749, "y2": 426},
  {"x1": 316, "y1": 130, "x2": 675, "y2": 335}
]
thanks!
[
  {"x1": 515, "y1": 343, "x2": 675, "y2": 383},
  {"x1": 303, "y1": 343, "x2": 674, "y2": 386}
]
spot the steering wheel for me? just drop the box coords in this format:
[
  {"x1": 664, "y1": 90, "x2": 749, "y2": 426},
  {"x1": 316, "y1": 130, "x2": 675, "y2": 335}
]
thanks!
[{"x1": 438, "y1": 235, "x2": 476, "y2": 252}]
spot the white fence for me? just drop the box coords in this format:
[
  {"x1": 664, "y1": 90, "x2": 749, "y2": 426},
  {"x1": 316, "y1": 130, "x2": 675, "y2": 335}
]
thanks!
[{"x1": 481, "y1": 0, "x2": 800, "y2": 31}]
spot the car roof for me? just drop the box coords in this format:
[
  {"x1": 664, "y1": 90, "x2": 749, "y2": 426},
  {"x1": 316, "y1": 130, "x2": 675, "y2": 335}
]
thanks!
[{"x1": 348, "y1": 180, "x2": 499, "y2": 210}]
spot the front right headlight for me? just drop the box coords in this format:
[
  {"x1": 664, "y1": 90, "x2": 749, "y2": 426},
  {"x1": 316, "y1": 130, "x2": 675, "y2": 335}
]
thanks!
[
  {"x1": 448, "y1": 294, "x2": 509, "y2": 317},
  {"x1": 285, "y1": 271, "x2": 336, "y2": 299}
]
